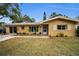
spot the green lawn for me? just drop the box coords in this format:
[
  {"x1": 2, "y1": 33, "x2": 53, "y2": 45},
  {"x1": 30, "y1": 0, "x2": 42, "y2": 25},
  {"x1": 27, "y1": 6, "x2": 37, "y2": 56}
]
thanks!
[{"x1": 0, "y1": 37, "x2": 79, "y2": 56}]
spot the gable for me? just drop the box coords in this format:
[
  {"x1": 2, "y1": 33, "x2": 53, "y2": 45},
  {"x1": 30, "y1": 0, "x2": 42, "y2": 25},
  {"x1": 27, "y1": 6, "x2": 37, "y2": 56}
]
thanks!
[
  {"x1": 51, "y1": 18, "x2": 76, "y2": 23},
  {"x1": 43, "y1": 16, "x2": 78, "y2": 24},
  {"x1": 46, "y1": 18, "x2": 76, "y2": 25}
]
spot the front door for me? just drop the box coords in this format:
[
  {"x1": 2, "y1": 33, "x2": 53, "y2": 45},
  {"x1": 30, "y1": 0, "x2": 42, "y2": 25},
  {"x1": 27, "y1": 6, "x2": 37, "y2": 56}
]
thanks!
[{"x1": 42, "y1": 25, "x2": 47, "y2": 35}]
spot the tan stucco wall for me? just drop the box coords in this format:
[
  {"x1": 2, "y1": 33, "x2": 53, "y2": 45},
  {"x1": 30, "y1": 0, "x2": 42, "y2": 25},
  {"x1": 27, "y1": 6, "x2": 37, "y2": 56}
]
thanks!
[
  {"x1": 5, "y1": 25, "x2": 43, "y2": 34},
  {"x1": 46, "y1": 18, "x2": 76, "y2": 36},
  {"x1": 17, "y1": 25, "x2": 29, "y2": 33},
  {"x1": 5, "y1": 26, "x2": 10, "y2": 34},
  {"x1": 17, "y1": 25, "x2": 42, "y2": 34}
]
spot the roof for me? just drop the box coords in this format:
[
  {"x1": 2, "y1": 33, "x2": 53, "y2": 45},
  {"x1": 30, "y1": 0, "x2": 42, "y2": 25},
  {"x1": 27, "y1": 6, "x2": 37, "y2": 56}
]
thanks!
[
  {"x1": 43, "y1": 16, "x2": 79, "y2": 23},
  {"x1": 4, "y1": 22, "x2": 42, "y2": 26},
  {"x1": 4, "y1": 16, "x2": 79, "y2": 26}
]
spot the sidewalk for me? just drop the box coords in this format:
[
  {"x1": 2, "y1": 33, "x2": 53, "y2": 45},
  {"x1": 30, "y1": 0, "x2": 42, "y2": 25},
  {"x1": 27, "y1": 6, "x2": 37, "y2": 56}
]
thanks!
[
  {"x1": 0, "y1": 35, "x2": 49, "y2": 42},
  {"x1": 0, "y1": 35, "x2": 15, "y2": 41}
]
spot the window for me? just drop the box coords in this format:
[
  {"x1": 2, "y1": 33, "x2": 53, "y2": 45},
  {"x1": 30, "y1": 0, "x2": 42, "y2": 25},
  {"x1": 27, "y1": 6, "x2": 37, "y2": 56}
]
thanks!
[
  {"x1": 29, "y1": 26, "x2": 38, "y2": 32},
  {"x1": 21, "y1": 26, "x2": 25, "y2": 29},
  {"x1": 57, "y1": 25, "x2": 61, "y2": 30},
  {"x1": 57, "y1": 25, "x2": 67, "y2": 30},
  {"x1": 62, "y1": 25, "x2": 67, "y2": 30}
]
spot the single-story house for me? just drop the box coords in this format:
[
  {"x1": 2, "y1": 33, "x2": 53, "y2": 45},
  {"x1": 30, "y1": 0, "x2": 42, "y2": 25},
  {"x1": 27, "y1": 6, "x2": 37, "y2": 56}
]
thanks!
[{"x1": 4, "y1": 16, "x2": 79, "y2": 37}]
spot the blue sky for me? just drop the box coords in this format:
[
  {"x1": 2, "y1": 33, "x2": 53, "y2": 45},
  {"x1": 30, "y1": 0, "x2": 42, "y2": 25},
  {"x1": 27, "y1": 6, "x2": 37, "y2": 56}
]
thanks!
[{"x1": 1, "y1": 3, "x2": 79, "y2": 23}]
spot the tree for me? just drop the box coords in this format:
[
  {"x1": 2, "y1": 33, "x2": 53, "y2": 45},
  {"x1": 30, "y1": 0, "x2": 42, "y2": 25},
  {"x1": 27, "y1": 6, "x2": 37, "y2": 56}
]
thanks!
[
  {"x1": 0, "y1": 22, "x2": 5, "y2": 28},
  {"x1": 75, "y1": 16, "x2": 79, "y2": 20},
  {"x1": 22, "y1": 15, "x2": 35, "y2": 22},
  {"x1": 49, "y1": 12, "x2": 58, "y2": 18},
  {"x1": 49, "y1": 12, "x2": 68, "y2": 18},
  {"x1": 0, "y1": 22, "x2": 5, "y2": 34},
  {"x1": 31, "y1": 18, "x2": 35, "y2": 22},
  {"x1": 76, "y1": 26, "x2": 79, "y2": 37},
  {"x1": 0, "y1": 3, "x2": 22, "y2": 22},
  {"x1": 43, "y1": 12, "x2": 46, "y2": 21}
]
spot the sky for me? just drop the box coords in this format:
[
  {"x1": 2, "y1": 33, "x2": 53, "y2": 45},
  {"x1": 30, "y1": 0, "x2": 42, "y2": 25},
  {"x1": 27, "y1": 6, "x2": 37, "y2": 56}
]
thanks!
[{"x1": 1, "y1": 3, "x2": 79, "y2": 23}]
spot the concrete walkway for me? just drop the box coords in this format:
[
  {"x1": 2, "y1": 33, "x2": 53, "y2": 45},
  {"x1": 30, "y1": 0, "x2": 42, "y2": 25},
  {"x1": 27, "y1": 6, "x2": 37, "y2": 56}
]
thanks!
[
  {"x1": 0, "y1": 35, "x2": 15, "y2": 42},
  {"x1": 0, "y1": 35, "x2": 49, "y2": 42}
]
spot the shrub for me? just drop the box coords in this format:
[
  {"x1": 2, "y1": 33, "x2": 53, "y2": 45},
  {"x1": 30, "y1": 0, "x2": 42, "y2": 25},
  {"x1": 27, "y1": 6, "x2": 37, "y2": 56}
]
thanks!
[
  {"x1": 56, "y1": 35, "x2": 58, "y2": 37},
  {"x1": 65, "y1": 35, "x2": 67, "y2": 37},
  {"x1": 49, "y1": 35, "x2": 53, "y2": 39},
  {"x1": 49, "y1": 35, "x2": 51, "y2": 38},
  {"x1": 0, "y1": 29, "x2": 2, "y2": 34},
  {"x1": 59, "y1": 33, "x2": 64, "y2": 37},
  {"x1": 39, "y1": 32, "x2": 41, "y2": 35},
  {"x1": 76, "y1": 29, "x2": 79, "y2": 37},
  {"x1": 23, "y1": 33, "x2": 26, "y2": 35}
]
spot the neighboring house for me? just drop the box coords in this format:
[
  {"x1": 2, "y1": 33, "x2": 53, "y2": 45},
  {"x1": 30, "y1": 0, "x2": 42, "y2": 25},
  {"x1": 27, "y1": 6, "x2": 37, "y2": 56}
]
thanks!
[{"x1": 4, "y1": 16, "x2": 79, "y2": 37}]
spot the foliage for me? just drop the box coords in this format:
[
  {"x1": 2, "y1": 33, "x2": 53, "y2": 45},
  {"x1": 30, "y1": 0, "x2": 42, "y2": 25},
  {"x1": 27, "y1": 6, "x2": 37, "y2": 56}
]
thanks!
[
  {"x1": 43, "y1": 12, "x2": 46, "y2": 21},
  {"x1": 22, "y1": 15, "x2": 35, "y2": 22},
  {"x1": 0, "y1": 3, "x2": 22, "y2": 22},
  {"x1": 76, "y1": 29, "x2": 79, "y2": 37},
  {"x1": 59, "y1": 33, "x2": 64, "y2": 37},
  {"x1": 75, "y1": 16, "x2": 79, "y2": 20},
  {"x1": 0, "y1": 22, "x2": 4, "y2": 26},
  {"x1": 49, "y1": 12, "x2": 68, "y2": 18}
]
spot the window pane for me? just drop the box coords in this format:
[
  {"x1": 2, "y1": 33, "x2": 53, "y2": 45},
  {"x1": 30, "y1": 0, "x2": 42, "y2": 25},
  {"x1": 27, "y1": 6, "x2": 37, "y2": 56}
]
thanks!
[
  {"x1": 62, "y1": 25, "x2": 65, "y2": 29},
  {"x1": 36, "y1": 26, "x2": 38, "y2": 32},
  {"x1": 32, "y1": 26, "x2": 33, "y2": 32},
  {"x1": 62, "y1": 25, "x2": 67, "y2": 30},
  {"x1": 29, "y1": 26, "x2": 38, "y2": 32},
  {"x1": 33, "y1": 26, "x2": 34, "y2": 32},
  {"x1": 57, "y1": 25, "x2": 61, "y2": 30}
]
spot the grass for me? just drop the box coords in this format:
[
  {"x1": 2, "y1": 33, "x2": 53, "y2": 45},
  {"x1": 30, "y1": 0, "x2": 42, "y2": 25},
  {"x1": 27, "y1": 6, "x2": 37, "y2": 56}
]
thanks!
[{"x1": 0, "y1": 37, "x2": 79, "y2": 56}]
